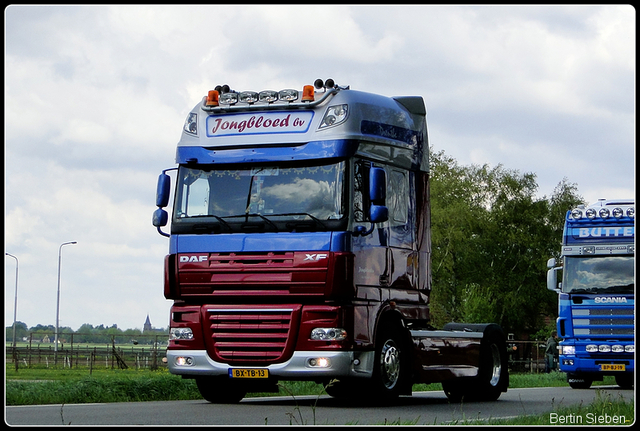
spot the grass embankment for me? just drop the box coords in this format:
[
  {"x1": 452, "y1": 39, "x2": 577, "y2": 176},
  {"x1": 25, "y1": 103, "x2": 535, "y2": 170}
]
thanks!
[{"x1": 6, "y1": 367, "x2": 634, "y2": 425}]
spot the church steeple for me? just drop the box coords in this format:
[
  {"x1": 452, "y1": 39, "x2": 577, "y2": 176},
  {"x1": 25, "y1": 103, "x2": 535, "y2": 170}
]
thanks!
[{"x1": 143, "y1": 314, "x2": 152, "y2": 332}]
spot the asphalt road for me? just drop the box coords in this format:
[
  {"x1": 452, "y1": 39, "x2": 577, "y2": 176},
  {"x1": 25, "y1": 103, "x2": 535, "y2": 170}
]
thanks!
[{"x1": 5, "y1": 386, "x2": 634, "y2": 426}]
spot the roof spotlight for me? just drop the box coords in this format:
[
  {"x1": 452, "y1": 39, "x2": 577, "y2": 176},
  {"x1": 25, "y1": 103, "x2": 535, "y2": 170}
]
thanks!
[{"x1": 314, "y1": 79, "x2": 324, "y2": 89}]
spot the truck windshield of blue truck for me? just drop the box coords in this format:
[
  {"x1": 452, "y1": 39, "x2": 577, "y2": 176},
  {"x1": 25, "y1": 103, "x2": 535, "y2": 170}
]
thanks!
[
  {"x1": 172, "y1": 160, "x2": 346, "y2": 233},
  {"x1": 563, "y1": 256, "x2": 634, "y2": 294}
]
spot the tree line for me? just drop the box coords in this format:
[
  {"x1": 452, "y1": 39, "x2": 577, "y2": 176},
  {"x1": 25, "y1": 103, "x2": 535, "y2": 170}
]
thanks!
[
  {"x1": 6, "y1": 322, "x2": 167, "y2": 345},
  {"x1": 6, "y1": 148, "x2": 583, "y2": 343}
]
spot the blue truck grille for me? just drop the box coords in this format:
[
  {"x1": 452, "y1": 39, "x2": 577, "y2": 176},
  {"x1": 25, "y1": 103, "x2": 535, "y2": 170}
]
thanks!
[{"x1": 572, "y1": 307, "x2": 635, "y2": 336}]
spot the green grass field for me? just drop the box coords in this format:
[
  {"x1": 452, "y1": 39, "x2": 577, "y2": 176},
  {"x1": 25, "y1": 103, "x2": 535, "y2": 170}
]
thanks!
[{"x1": 5, "y1": 365, "x2": 634, "y2": 425}]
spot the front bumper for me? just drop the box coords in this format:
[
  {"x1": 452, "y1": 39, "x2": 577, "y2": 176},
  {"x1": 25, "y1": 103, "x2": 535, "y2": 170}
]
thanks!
[
  {"x1": 559, "y1": 355, "x2": 634, "y2": 374},
  {"x1": 167, "y1": 349, "x2": 374, "y2": 379}
]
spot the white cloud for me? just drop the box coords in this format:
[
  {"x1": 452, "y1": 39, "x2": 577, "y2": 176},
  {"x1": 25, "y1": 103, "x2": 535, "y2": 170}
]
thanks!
[{"x1": 4, "y1": 5, "x2": 634, "y2": 331}]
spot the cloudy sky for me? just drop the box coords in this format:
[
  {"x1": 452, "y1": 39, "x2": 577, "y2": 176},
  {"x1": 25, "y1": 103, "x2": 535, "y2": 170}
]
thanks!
[{"x1": 4, "y1": 5, "x2": 635, "y2": 332}]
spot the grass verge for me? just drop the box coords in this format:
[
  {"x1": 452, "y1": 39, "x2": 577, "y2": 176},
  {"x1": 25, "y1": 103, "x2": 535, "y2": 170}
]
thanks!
[{"x1": 5, "y1": 366, "x2": 634, "y2": 426}]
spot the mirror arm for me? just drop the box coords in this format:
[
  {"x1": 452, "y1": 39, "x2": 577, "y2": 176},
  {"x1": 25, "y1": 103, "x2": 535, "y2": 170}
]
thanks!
[{"x1": 156, "y1": 226, "x2": 170, "y2": 238}]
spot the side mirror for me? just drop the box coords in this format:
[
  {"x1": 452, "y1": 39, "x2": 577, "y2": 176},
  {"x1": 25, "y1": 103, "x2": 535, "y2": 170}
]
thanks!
[
  {"x1": 153, "y1": 208, "x2": 168, "y2": 227},
  {"x1": 156, "y1": 173, "x2": 171, "y2": 208},
  {"x1": 546, "y1": 258, "x2": 556, "y2": 269},
  {"x1": 370, "y1": 205, "x2": 389, "y2": 224},
  {"x1": 354, "y1": 167, "x2": 389, "y2": 237},
  {"x1": 547, "y1": 267, "x2": 561, "y2": 292},
  {"x1": 152, "y1": 208, "x2": 170, "y2": 238},
  {"x1": 369, "y1": 167, "x2": 386, "y2": 204}
]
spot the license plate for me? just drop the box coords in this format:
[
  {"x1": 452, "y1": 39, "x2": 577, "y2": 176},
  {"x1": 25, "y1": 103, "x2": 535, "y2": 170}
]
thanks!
[
  {"x1": 228, "y1": 368, "x2": 269, "y2": 379},
  {"x1": 600, "y1": 364, "x2": 625, "y2": 372}
]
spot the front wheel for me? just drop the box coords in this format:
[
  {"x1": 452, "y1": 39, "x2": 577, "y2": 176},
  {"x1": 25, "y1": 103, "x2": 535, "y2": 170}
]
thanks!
[
  {"x1": 567, "y1": 374, "x2": 592, "y2": 389},
  {"x1": 615, "y1": 374, "x2": 634, "y2": 389},
  {"x1": 370, "y1": 327, "x2": 411, "y2": 400},
  {"x1": 195, "y1": 376, "x2": 246, "y2": 403}
]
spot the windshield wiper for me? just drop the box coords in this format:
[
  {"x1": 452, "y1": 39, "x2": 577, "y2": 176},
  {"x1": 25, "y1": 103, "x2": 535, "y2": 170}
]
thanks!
[
  {"x1": 272, "y1": 212, "x2": 328, "y2": 231},
  {"x1": 223, "y1": 213, "x2": 279, "y2": 232},
  {"x1": 185, "y1": 215, "x2": 232, "y2": 232}
]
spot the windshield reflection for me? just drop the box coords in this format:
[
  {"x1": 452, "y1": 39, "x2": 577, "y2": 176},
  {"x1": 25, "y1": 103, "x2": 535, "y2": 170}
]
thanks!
[
  {"x1": 562, "y1": 256, "x2": 635, "y2": 294},
  {"x1": 173, "y1": 161, "x2": 345, "y2": 232}
]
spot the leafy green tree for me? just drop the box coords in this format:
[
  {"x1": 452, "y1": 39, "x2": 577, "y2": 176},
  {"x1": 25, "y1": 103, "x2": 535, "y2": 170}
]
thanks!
[{"x1": 429, "y1": 148, "x2": 583, "y2": 336}]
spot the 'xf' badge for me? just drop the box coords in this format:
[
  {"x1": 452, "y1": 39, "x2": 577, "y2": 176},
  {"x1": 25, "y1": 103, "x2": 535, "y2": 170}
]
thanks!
[{"x1": 304, "y1": 253, "x2": 328, "y2": 261}]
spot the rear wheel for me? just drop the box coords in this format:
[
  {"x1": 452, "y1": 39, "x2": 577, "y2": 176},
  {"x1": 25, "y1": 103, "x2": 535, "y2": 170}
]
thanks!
[
  {"x1": 443, "y1": 325, "x2": 508, "y2": 402},
  {"x1": 196, "y1": 376, "x2": 246, "y2": 403}
]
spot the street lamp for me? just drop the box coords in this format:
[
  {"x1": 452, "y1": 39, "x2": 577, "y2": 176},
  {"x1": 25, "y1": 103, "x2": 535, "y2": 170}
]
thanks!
[
  {"x1": 5, "y1": 253, "x2": 18, "y2": 349},
  {"x1": 54, "y1": 241, "x2": 76, "y2": 365}
]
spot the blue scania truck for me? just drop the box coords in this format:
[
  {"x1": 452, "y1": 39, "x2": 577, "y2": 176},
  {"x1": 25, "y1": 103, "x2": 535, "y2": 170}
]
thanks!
[
  {"x1": 547, "y1": 199, "x2": 634, "y2": 389},
  {"x1": 153, "y1": 79, "x2": 508, "y2": 403}
]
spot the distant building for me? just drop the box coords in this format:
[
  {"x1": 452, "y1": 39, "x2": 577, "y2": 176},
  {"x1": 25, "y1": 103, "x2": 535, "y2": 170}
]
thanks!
[{"x1": 143, "y1": 314, "x2": 152, "y2": 332}]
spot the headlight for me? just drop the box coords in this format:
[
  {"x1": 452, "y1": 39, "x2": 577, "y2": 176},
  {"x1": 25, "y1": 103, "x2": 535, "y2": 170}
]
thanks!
[
  {"x1": 319, "y1": 104, "x2": 348, "y2": 129},
  {"x1": 183, "y1": 112, "x2": 198, "y2": 135},
  {"x1": 562, "y1": 345, "x2": 576, "y2": 355},
  {"x1": 170, "y1": 327, "x2": 194, "y2": 340},
  {"x1": 310, "y1": 327, "x2": 347, "y2": 341}
]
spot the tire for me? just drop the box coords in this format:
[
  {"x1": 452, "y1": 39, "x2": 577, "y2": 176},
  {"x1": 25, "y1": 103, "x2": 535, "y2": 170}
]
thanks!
[
  {"x1": 323, "y1": 378, "x2": 360, "y2": 399},
  {"x1": 195, "y1": 376, "x2": 246, "y2": 403},
  {"x1": 370, "y1": 326, "x2": 411, "y2": 400},
  {"x1": 615, "y1": 374, "x2": 633, "y2": 389},
  {"x1": 567, "y1": 374, "x2": 592, "y2": 389},
  {"x1": 443, "y1": 324, "x2": 508, "y2": 402}
]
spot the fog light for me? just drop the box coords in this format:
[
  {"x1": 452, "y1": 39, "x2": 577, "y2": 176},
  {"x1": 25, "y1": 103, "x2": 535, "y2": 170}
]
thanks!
[
  {"x1": 562, "y1": 359, "x2": 574, "y2": 366},
  {"x1": 308, "y1": 357, "x2": 331, "y2": 368},
  {"x1": 175, "y1": 356, "x2": 194, "y2": 366}
]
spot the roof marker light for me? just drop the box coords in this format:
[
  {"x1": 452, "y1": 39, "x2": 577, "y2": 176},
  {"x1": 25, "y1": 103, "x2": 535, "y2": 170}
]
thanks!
[
  {"x1": 302, "y1": 85, "x2": 315, "y2": 102},
  {"x1": 219, "y1": 92, "x2": 238, "y2": 105},
  {"x1": 279, "y1": 89, "x2": 298, "y2": 102},
  {"x1": 259, "y1": 90, "x2": 278, "y2": 103},
  {"x1": 239, "y1": 91, "x2": 259, "y2": 104},
  {"x1": 206, "y1": 90, "x2": 219, "y2": 106}
]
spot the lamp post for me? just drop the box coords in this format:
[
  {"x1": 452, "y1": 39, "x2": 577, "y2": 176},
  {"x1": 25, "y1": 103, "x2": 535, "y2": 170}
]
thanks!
[
  {"x1": 5, "y1": 253, "x2": 18, "y2": 349},
  {"x1": 54, "y1": 241, "x2": 76, "y2": 365}
]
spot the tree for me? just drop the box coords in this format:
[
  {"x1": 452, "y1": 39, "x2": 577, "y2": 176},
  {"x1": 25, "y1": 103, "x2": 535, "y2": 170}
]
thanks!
[{"x1": 429, "y1": 148, "x2": 583, "y2": 336}]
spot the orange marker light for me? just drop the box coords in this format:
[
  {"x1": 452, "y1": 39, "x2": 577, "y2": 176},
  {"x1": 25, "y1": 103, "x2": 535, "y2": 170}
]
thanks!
[
  {"x1": 206, "y1": 90, "x2": 219, "y2": 106},
  {"x1": 301, "y1": 85, "x2": 315, "y2": 102}
]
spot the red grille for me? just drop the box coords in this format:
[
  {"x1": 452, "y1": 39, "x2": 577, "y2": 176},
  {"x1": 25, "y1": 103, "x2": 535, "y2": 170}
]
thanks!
[
  {"x1": 177, "y1": 252, "x2": 328, "y2": 296},
  {"x1": 206, "y1": 305, "x2": 301, "y2": 365}
]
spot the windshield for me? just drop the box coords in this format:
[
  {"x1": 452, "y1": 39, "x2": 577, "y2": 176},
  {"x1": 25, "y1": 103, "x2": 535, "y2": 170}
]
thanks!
[
  {"x1": 172, "y1": 161, "x2": 346, "y2": 233},
  {"x1": 562, "y1": 255, "x2": 635, "y2": 294}
]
